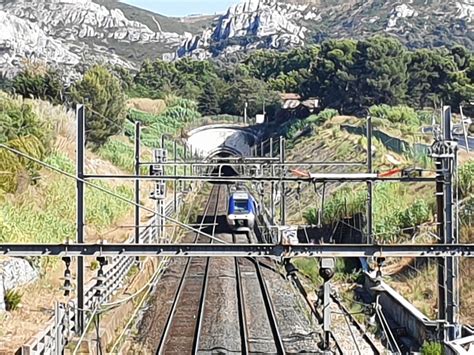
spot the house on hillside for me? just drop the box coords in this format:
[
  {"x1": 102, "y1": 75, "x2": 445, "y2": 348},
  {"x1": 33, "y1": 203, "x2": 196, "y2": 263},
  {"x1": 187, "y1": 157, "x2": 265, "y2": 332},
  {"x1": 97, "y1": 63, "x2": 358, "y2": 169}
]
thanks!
[{"x1": 279, "y1": 93, "x2": 320, "y2": 120}]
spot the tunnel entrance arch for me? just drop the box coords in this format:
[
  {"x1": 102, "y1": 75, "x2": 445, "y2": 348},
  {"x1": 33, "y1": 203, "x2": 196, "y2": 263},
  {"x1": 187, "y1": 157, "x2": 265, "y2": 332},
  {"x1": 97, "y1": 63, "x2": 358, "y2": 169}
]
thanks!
[{"x1": 186, "y1": 124, "x2": 262, "y2": 179}]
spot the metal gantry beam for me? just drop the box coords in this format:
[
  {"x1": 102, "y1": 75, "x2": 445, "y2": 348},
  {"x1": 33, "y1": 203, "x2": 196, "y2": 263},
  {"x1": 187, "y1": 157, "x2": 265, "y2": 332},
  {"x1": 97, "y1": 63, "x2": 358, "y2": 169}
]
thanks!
[
  {"x1": 83, "y1": 174, "x2": 436, "y2": 183},
  {"x1": 0, "y1": 243, "x2": 471, "y2": 258}
]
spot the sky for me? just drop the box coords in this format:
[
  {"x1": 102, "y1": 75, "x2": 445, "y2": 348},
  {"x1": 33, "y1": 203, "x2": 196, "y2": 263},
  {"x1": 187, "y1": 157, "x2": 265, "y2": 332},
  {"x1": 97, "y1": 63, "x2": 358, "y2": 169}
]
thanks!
[{"x1": 122, "y1": 0, "x2": 240, "y2": 17}]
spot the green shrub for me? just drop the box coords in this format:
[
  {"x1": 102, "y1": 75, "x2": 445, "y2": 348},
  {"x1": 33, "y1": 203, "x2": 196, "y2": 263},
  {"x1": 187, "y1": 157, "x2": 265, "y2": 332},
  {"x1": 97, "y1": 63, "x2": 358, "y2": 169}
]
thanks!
[
  {"x1": 421, "y1": 341, "x2": 443, "y2": 355},
  {"x1": 369, "y1": 104, "x2": 420, "y2": 126},
  {"x1": 398, "y1": 199, "x2": 432, "y2": 229},
  {"x1": 0, "y1": 135, "x2": 46, "y2": 193},
  {"x1": 12, "y1": 67, "x2": 64, "y2": 105},
  {"x1": 5, "y1": 289, "x2": 22, "y2": 311},
  {"x1": 0, "y1": 92, "x2": 52, "y2": 148},
  {"x1": 44, "y1": 152, "x2": 75, "y2": 174}
]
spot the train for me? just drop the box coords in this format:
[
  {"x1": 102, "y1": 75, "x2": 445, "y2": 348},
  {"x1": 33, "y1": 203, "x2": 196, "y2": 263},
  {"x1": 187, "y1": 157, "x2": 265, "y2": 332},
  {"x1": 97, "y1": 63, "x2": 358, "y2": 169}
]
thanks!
[{"x1": 226, "y1": 190, "x2": 257, "y2": 232}]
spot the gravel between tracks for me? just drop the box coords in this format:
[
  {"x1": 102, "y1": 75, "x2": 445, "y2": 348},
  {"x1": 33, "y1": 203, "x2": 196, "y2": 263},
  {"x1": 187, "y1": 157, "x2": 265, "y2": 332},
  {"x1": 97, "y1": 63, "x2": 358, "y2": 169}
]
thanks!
[
  {"x1": 261, "y1": 265, "x2": 322, "y2": 353},
  {"x1": 198, "y1": 256, "x2": 241, "y2": 354}
]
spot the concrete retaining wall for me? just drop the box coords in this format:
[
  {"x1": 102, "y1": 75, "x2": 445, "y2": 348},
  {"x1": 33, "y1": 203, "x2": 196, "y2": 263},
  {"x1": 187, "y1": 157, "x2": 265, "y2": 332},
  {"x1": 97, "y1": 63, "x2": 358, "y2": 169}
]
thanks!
[{"x1": 364, "y1": 272, "x2": 438, "y2": 350}]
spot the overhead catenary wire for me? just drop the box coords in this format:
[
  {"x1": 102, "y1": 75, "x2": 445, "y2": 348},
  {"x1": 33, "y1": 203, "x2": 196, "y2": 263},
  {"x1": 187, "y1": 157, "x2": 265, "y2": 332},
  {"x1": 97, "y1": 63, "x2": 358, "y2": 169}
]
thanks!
[
  {"x1": 0, "y1": 143, "x2": 230, "y2": 245},
  {"x1": 109, "y1": 189, "x2": 197, "y2": 352}
]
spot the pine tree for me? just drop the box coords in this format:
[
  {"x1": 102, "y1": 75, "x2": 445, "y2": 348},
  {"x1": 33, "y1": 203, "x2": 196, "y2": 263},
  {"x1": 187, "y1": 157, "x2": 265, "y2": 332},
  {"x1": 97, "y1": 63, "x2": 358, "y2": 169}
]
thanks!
[
  {"x1": 70, "y1": 65, "x2": 126, "y2": 147},
  {"x1": 198, "y1": 84, "x2": 221, "y2": 116},
  {"x1": 352, "y1": 36, "x2": 409, "y2": 111}
]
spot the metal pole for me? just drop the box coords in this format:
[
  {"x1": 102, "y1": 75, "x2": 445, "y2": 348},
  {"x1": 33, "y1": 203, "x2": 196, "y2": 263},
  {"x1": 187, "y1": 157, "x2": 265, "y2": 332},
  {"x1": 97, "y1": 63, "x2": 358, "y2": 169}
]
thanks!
[
  {"x1": 436, "y1": 106, "x2": 459, "y2": 341},
  {"x1": 460, "y1": 106, "x2": 470, "y2": 153},
  {"x1": 76, "y1": 104, "x2": 85, "y2": 334},
  {"x1": 270, "y1": 137, "x2": 275, "y2": 222},
  {"x1": 183, "y1": 144, "x2": 187, "y2": 192},
  {"x1": 444, "y1": 107, "x2": 458, "y2": 340},
  {"x1": 174, "y1": 140, "x2": 177, "y2": 213},
  {"x1": 280, "y1": 137, "x2": 286, "y2": 226},
  {"x1": 323, "y1": 280, "x2": 331, "y2": 349},
  {"x1": 367, "y1": 115, "x2": 373, "y2": 244},
  {"x1": 436, "y1": 157, "x2": 446, "y2": 334},
  {"x1": 134, "y1": 122, "x2": 141, "y2": 249},
  {"x1": 244, "y1": 101, "x2": 248, "y2": 125}
]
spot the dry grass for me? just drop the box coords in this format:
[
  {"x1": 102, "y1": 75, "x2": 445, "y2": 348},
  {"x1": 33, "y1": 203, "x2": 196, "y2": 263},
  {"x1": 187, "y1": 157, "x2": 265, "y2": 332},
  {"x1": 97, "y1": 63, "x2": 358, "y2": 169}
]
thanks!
[{"x1": 126, "y1": 98, "x2": 166, "y2": 115}]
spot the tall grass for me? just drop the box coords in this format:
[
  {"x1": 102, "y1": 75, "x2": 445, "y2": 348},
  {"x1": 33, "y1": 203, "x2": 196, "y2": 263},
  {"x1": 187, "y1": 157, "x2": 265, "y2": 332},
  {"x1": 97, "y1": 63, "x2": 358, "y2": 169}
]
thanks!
[
  {"x1": 97, "y1": 138, "x2": 135, "y2": 172},
  {"x1": 304, "y1": 183, "x2": 433, "y2": 242},
  {"x1": 459, "y1": 162, "x2": 474, "y2": 198},
  {"x1": 0, "y1": 155, "x2": 133, "y2": 244}
]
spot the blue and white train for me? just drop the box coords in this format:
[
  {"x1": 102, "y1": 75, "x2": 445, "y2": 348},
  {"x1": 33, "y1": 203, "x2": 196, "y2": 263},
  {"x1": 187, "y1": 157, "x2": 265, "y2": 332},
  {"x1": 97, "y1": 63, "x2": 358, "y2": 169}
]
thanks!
[{"x1": 227, "y1": 191, "x2": 257, "y2": 232}]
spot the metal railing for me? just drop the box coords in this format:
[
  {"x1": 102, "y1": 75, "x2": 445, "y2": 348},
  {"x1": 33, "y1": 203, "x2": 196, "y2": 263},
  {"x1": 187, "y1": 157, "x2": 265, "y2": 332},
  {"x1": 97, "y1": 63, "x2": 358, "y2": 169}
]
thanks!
[{"x1": 21, "y1": 195, "x2": 183, "y2": 355}]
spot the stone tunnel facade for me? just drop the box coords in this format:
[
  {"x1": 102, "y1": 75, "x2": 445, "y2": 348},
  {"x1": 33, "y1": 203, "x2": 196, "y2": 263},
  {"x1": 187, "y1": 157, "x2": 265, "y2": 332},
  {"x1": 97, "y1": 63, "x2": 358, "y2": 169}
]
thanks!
[{"x1": 186, "y1": 124, "x2": 260, "y2": 159}]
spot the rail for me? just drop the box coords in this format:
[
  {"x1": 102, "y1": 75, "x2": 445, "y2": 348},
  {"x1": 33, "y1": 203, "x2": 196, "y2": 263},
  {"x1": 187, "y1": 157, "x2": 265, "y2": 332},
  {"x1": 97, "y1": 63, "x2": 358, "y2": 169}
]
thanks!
[
  {"x1": 156, "y1": 186, "x2": 221, "y2": 354},
  {"x1": 21, "y1": 195, "x2": 183, "y2": 355}
]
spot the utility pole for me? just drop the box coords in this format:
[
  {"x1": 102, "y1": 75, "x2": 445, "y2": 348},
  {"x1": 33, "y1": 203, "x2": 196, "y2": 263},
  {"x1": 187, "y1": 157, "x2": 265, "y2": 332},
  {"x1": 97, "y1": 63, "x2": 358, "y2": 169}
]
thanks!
[
  {"x1": 173, "y1": 140, "x2": 178, "y2": 213},
  {"x1": 244, "y1": 101, "x2": 248, "y2": 125},
  {"x1": 459, "y1": 106, "x2": 470, "y2": 153},
  {"x1": 134, "y1": 122, "x2": 141, "y2": 257},
  {"x1": 367, "y1": 115, "x2": 373, "y2": 244},
  {"x1": 76, "y1": 104, "x2": 85, "y2": 334},
  {"x1": 270, "y1": 137, "x2": 275, "y2": 223},
  {"x1": 432, "y1": 106, "x2": 460, "y2": 341},
  {"x1": 280, "y1": 137, "x2": 286, "y2": 226}
]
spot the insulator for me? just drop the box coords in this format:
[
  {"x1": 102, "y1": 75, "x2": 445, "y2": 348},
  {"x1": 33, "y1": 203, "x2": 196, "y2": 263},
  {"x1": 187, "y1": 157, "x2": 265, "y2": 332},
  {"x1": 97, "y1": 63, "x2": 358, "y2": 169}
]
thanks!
[
  {"x1": 62, "y1": 257, "x2": 73, "y2": 297},
  {"x1": 94, "y1": 257, "x2": 108, "y2": 298}
]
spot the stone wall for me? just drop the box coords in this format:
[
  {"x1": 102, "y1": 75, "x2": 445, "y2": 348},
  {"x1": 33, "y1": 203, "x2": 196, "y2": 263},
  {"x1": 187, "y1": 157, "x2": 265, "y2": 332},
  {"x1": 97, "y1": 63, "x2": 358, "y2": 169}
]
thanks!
[{"x1": 0, "y1": 257, "x2": 39, "y2": 311}]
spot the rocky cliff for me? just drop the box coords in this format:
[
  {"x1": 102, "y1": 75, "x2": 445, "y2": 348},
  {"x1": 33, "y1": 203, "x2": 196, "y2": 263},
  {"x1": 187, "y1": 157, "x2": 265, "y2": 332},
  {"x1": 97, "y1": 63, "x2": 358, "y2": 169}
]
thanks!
[
  {"x1": 0, "y1": 0, "x2": 472, "y2": 76},
  {"x1": 178, "y1": 0, "x2": 473, "y2": 59},
  {"x1": 0, "y1": 0, "x2": 210, "y2": 77}
]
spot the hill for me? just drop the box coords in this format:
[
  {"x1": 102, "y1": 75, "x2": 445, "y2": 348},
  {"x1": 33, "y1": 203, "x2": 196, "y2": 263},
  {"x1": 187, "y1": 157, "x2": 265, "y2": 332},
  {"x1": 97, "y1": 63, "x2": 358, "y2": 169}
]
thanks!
[
  {"x1": 179, "y1": 0, "x2": 473, "y2": 59},
  {"x1": 0, "y1": 0, "x2": 472, "y2": 77},
  {"x1": 0, "y1": 0, "x2": 215, "y2": 77}
]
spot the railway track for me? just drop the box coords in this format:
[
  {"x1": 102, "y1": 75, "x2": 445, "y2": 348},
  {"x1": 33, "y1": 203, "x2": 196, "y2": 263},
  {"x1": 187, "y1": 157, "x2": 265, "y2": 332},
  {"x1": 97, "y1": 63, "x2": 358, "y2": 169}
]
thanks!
[
  {"x1": 233, "y1": 233, "x2": 286, "y2": 354},
  {"x1": 151, "y1": 186, "x2": 317, "y2": 354},
  {"x1": 289, "y1": 263, "x2": 383, "y2": 354},
  {"x1": 156, "y1": 185, "x2": 226, "y2": 354}
]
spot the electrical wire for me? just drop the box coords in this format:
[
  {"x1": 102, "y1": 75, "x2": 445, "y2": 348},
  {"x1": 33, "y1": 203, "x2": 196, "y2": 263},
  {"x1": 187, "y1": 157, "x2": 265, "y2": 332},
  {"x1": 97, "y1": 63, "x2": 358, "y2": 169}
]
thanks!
[
  {"x1": 341, "y1": 309, "x2": 362, "y2": 355},
  {"x1": 375, "y1": 298, "x2": 401, "y2": 354},
  {"x1": 101, "y1": 259, "x2": 167, "y2": 308},
  {"x1": 72, "y1": 307, "x2": 98, "y2": 355},
  {"x1": 0, "y1": 143, "x2": 229, "y2": 245},
  {"x1": 108, "y1": 186, "x2": 198, "y2": 350}
]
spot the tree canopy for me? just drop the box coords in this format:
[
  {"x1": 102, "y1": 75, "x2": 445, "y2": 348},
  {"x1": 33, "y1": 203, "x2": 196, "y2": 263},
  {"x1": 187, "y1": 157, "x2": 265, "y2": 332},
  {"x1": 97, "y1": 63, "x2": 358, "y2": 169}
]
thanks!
[{"x1": 70, "y1": 65, "x2": 126, "y2": 147}]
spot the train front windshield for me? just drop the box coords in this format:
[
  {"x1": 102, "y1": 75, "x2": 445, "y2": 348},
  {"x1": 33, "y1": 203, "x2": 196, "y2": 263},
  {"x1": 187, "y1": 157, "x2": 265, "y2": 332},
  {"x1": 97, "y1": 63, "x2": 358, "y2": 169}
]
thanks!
[{"x1": 234, "y1": 199, "x2": 250, "y2": 214}]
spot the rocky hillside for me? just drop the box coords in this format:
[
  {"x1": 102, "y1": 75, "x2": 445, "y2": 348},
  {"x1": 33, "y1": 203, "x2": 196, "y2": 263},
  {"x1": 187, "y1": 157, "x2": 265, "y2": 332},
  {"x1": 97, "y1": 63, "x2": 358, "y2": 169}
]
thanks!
[
  {"x1": 0, "y1": 0, "x2": 213, "y2": 77},
  {"x1": 179, "y1": 0, "x2": 473, "y2": 58},
  {"x1": 0, "y1": 0, "x2": 472, "y2": 76}
]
